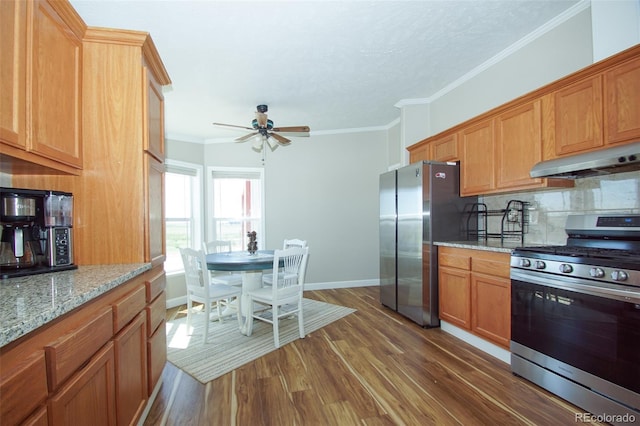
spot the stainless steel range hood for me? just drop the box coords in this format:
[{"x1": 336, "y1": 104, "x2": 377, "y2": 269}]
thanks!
[{"x1": 530, "y1": 142, "x2": 640, "y2": 179}]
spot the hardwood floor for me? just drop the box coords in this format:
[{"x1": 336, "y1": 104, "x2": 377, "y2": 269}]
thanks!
[{"x1": 144, "y1": 286, "x2": 601, "y2": 425}]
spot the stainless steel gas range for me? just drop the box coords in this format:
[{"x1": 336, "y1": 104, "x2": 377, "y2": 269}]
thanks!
[{"x1": 510, "y1": 214, "x2": 640, "y2": 425}]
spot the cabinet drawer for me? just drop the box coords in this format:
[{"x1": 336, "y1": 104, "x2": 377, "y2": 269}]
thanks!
[
  {"x1": 45, "y1": 307, "x2": 113, "y2": 391},
  {"x1": 471, "y1": 252, "x2": 510, "y2": 278},
  {"x1": 146, "y1": 291, "x2": 166, "y2": 337},
  {"x1": 113, "y1": 285, "x2": 146, "y2": 333},
  {"x1": 145, "y1": 268, "x2": 166, "y2": 303},
  {"x1": 147, "y1": 319, "x2": 166, "y2": 396},
  {"x1": 438, "y1": 248, "x2": 471, "y2": 270},
  {"x1": 0, "y1": 351, "x2": 48, "y2": 426}
]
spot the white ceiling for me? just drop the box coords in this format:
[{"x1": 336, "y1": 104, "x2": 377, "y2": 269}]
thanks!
[{"x1": 70, "y1": 0, "x2": 582, "y2": 144}]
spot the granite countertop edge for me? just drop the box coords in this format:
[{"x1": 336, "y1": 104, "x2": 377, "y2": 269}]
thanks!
[
  {"x1": 434, "y1": 240, "x2": 523, "y2": 254},
  {"x1": 0, "y1": 263, "x2": 152, "y2": 348}
]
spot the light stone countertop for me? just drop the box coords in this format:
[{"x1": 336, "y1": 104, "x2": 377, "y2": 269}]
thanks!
[
  {"x1": 434, "y1": 240, "x2": 530, "y2": 254},
  {"x1": 0, "y1": 264, "x2": 151, "y2": 348}
]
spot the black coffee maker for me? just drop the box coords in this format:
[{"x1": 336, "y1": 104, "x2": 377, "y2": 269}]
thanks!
[
  {"x1": 1, "y1": 187, "x2": 76, "y2": 279},
  {"x1": 0, "y1": 193, "x2": 38, "y2": 270}
]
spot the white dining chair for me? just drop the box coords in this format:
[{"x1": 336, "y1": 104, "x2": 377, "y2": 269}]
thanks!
[
  {"x1": 246, "y1": 247, "x2": 309, "y2": 348},
  {"x1": 202, "y1": 240, "x2": 243, "y2": 286},
  {"x1": 262, "y1": 239, "x2": 308, "y2": 286},
  {"x1": 180, "y1": 247, "x2": 242, "y2": 344}
]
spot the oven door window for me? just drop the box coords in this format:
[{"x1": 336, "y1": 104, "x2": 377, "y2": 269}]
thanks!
[{"x1": 512, "y1": 280, "x2": 640, "y2": 394}]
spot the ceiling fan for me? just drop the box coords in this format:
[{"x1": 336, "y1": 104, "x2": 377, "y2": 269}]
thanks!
[{"x1": 213, "y1": 104, "x2": 310, "y2": 151}]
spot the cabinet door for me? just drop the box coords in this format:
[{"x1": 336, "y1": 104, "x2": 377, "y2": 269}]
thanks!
[
  {"x1": 430, "y1": 133, "x2": 459, "y2": 162},
  {"x1": 145, "y1": 155, "x2": 165, "y2": 265},
  {"x1": 0, "y1": 0, "x2": 27, "y2": 149},
  {"x1": 438, "y1": 267, "x2": 471, "y2": 329},
  {"x1": 114, "y1": 311, "x2": 148, "y2": 426},
  {"x1": 29, "y1": 0, "x2": 82, "y2": 168},
  {"x1": 605, "y1": 57, "x2": 640, "y2": 145},
  {"x1": 48, "y1": 342, "x2": 116, "y2": 426},
  {"x1": 0, "y1": 351, "x2": 48, "y2": 426},
  {"x1": 495, "y1": 100, "x2": 543, "y2": 190},
  {"x1": 147, "y1": 318, "x2": 167, "y2": 396},
  {"x1": 409, "y1": 142, "x2": 429, "y2": 163},
  {"x1": 471, "y1": 273, "x2": 510, "y2": 348},
  {"x1": 553, "y1": 75, "x2": 603, "y2": 155},
  {"x1": 144, "y1": 67, "x2": 165, "y2": 162},
  {"x1": 460, "y1": 119, "x2": 494, "y2": 195}
]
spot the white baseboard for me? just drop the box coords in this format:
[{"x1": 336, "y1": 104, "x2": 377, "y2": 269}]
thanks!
[
  {"x1": 440, "y1": 320, "x2": 511, "y2": 364},
  {"x1": 165, "y1": 279, "x2": 379, "y2": 309}
]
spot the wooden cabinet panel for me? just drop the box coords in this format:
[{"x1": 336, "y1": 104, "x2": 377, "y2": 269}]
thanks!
[
  {"x1": 113, "y1": 285, "x2": 147, "y2": 333},
  {"x1": 144, "y1": 66, "x2": 165, "y2": 162},
  {"x1": 29, "y1": 0, "x2": 82, "y2": 168},
  {"x1": 605, "y1": 57, "x2": 640, "y2": 145},
  {"x1": 553, "y1": 76, "x2": 603, "y2": 155},
  {"x1": 22, "y1": 404, "x2": 48, "y2": 426},
  {"x1": 495, "y1": 100, "x2": 543, "y2": 190},
  {"x1": 471, "y1": 273, "x2": 511, "y2": 348},
  {"x1": 471, "y1": 251, "x2": 510, "y2": 279},
  {"x1": 409, "y1": 142, "x2": 430, "y2": 163},
  {"x1": 460, "y1": 119, "x2": 494, "y2": 195},
  {"x1": 430, "y1": 133, "x2": 459, "y2": 162},
  {"x1": 145, "y1": 267, "x2": 166, "y2": 302},
  {"x1": 146, "y1": 155, "x2": 166, "y2": 265},
  {"x1": 438, "y1": 247, "x2": 471, "y2": 270},
  {"x1": 114, "y1": 311, "x2": 148, "y2": 426},
  {"x1": 147, "y1": 291, "x2": 166, "y2": 337},
  {"x1": 48, "y1": 342, "x2": 116, "y2": 426},
  {"x1": 147, "y1": 319, "x2": 167, "y2": 396},
  {"x1": 45, "y1": 307, "x2": 113, "y2": 391},
  {"x1": 0, "y1": 350, "x2": 48, "y2": 426},
  {"x1": 438, "y1": 267, "x2": 471, "y2": 330},
  {"x1": 0, "y1": 0, "x2": 27, "y2": 149}
]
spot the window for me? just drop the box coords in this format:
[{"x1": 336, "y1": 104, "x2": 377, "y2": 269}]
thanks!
[
  {"x1": 164, "y1": 160, "x2": 203, "y2": 274},
  {"x1": 208, "y1": 167, "x2": 264, "y2": 251}
]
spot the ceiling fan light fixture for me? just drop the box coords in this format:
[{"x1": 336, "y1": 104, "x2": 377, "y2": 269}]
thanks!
[{"x1": 252, "y1": 137, "x2": 263, "y2": 151}]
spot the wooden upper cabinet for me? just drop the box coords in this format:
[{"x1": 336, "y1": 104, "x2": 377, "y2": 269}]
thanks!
[
  {"x1": 460, "y1": 119, "x2": 494, "y2": 196},
  {"x1": 146, "y1": 155, "x2": 165, "y2": 265},
  {"x1": 552, "y1": 75, "x2": 603, "y2": 155},
  {"x1": 29, "y1": 0, "x2": 83, "y2": 168},
  {"x1": 605, "y1": 56, "x2": 640, "y2": 145},
  {"x1": 0, "y1": 0, "x2": 27, "y2": 150},
  {"x1": 495, "y1": 100, "x2": 543, "y2": 190},
  {"x1": 408, "y1": 141, "x2": 430, "y2": 163},
  {"x1": 431, "y1": 133, "x2": 459, "y2": 162},
  {"x1": 144, "y1": 66, "x2": 165, "y2": 162}
]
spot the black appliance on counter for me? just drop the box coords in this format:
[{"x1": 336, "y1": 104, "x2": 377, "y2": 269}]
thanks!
[
  {"x1": 1, "y1": 187, "x2": 76, "y2": 279},
  {"x1": 510, "y1": 214, "x2": 640, "y2": 425}
]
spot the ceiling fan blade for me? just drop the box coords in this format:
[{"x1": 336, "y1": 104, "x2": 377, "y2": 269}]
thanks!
[
  {"x1": 272, "y1": 126, "x2": 310, "y2": 133},
  {"x1": 235, "y1": 132, "x2": 259, "y2": 142},
  {"x1": 269, "y1": 132, "x2": 291, "y2": 145},
  {"x1": 255, "y1": 112, "x2": 268, "y2": 128},
  {"x1": 213, "y1": 122, "x2": 254, "y2": 131}
]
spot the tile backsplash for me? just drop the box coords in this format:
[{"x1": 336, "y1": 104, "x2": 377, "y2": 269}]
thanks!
[{"x1": 480, "y1": 170, "x2": 640, "y2": 245}]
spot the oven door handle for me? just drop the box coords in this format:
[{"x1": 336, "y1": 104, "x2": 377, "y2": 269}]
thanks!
[{"x1": 511, "y1": 269, "x2": 640, "y2": 304}]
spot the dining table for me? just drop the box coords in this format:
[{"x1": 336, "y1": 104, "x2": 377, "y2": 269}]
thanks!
[{"x1": 205, "y1": 250, "x2": 281, "y2": 335}]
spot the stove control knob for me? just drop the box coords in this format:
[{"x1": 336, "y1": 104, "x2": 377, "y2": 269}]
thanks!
[
  {"x1": 589, "y1": 268, "x2": 605, "y2": 278},
  {"x1": 611, "y1": 270, "x2": 629, "y2": 282},
  {"x1": 559, "y1": 263, "x2": 573, "y2": 274},
  {"x1": 534, "y1": 261, "x2": 546, "y2": 270},
  {"x1": 519, "y1": 259, "x2": 531, "y2": 268}
]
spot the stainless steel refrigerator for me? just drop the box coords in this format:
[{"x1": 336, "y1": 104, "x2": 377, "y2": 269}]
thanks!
[{"x1": 379, "y1": 161, "x2": 476, "y2": 326}]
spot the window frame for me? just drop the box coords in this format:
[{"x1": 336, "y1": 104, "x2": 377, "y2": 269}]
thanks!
[
  {"x1": 164, "y1": 159, "x2": 204, "y2": 275},
  {"x1": 206, "y1": 166, "x2": 266, "y2": 251}
]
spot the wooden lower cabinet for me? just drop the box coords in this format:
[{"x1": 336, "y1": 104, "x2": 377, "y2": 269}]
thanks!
[
  {"x1": 438, "y1": 267, "x2": 471, "y2": 329},
  {"x1": 0, "y1": 269, "x2": 166, "y2": 425},
  {"x1": 438, "y1": 246, "x2": 511, "y2": 349},
  {"x1": 471, "y1": 273, "x2": 511, "y2": 348},
  {"x1": 48, "y1": 342, "x2": 116, "y2": 426}
]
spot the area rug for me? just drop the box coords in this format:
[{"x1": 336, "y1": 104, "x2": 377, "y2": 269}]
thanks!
[{"x1": 165, "y1": 298, "x2": 356, "y2": 384}]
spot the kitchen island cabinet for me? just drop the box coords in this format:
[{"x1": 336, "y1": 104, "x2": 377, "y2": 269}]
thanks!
[
  {"x1": 0, "y1": 264, "x2": 164, "y2": 426},
  {"x1": 438, "y1": 246, "x2": 511, "y2": 350},
  {"x1": 0, "y1": 0, "x2": 83, "y2": 174}
]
